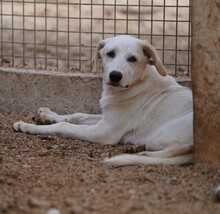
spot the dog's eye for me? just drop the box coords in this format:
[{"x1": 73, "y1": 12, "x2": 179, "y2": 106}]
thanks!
[
  {"x1": 127, "y1": 56, "x2": 137, "y2": 63},
  {"x1": 106, "y1": 51, "x2": 115, "y2": 58}
]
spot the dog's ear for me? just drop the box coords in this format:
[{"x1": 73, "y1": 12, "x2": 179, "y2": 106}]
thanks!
[
  {"x1": 141, "y1": 40, "x2": 167, "y2": 76},
  {"x1": 92, "y1": 40, "x2": 106, "y2": 72}
]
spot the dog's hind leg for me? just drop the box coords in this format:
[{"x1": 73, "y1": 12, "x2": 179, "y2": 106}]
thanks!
[
  {"x1": 138, "y1": 144, "x2": 193, "y2": 158},
  {"x1": 37, "y1": 107, "x2": 101, "y2": 125},
  {"x1": 103, "y1": 143, "x2": 194, "y2": 166}
]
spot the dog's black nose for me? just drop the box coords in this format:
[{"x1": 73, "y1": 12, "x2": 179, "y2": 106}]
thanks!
[{"x1": 109, "y1": 71, "x2": 123, "y2": 84}]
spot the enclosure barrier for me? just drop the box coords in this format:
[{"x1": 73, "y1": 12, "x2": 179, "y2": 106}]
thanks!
[
  {"x1": 0, "y1": 0, "x2": 191, "y2": 76},
  {"x1": 192, "y1": 0, "x2": 220, "y2": 167}
]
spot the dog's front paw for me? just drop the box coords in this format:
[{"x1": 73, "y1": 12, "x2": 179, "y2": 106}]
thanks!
[
  {"x1": 37, "y1": 107, "x2": 58, "y2": 124},
  {"x1": 13, "y1": 121, "x2": 30, "y2": 133}
]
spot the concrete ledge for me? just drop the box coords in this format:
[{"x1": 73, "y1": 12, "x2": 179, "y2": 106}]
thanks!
[
  {"x1": 0, "y1": 67, "x2": 102, "y2": 115},
  {"x1": 0, "y1": 67, "x2": 191, "y2": 115}
]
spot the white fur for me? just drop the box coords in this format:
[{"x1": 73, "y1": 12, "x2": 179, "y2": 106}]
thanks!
[{"x1": 13, "y1": 35, "x2": 193, "y2": 166}]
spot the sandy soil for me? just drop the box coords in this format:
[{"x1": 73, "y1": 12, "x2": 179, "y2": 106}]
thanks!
[{"x1": 0, "y1": 113, "x2": 220, "y2": 214}]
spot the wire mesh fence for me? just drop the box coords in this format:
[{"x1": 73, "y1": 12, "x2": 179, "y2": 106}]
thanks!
[{"x1": 0, "y1": 0, "x2": 191, "y2": 76}]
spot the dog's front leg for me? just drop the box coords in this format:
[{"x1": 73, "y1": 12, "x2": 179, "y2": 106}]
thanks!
[
  {"x1": 37, "y1": 107, "x2": 102, "y2": 125},
  {"x1": 13, "y1": 120, "x2": 121, "y2": 145}
]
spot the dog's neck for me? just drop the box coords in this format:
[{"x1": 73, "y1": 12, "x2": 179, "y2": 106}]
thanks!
[
  {"x1": 100, "y1": 67, "x2": 179, "y2": 110},
  {"x1": 102, "y1": 76, "x2": 148, "y2": 100}
]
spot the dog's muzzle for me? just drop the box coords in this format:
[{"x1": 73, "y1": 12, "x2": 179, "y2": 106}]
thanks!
[{"x1": 109, "y1": 70, "x2": 123, "y2": 86}]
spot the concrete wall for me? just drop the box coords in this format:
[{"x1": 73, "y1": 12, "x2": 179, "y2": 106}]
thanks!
[
  {"x1": 0, "y1": 67, "x2": 102, "y2": 115},
  {"x1": 192, "y1": 0, "x2": 220, "y2": 167},
  {"x1": 0, "y1": 67, "x2": 191, "y2": 116}
]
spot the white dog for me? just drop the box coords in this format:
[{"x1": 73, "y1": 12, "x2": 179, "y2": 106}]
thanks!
[{"x1": 13, "y1": 35, "x2": 193, "y2": 165}]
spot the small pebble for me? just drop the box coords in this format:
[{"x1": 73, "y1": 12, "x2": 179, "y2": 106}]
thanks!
[
  {"x1": 65, "y1": 198, "x2": 82, "y2": 214},
  {"x1": 22, "y1": 164, "x2": 31, "y2": 169},
  {"x1": 47, "y1": 208, "x2": 61, "y2": 214},
  {"x1": 214, "y1": 185, "x2": 220, "y2": 202},
  {"x1": 100, "y1": 152, "x2": 110, "y2": 159},
  {"x1": 15, "y1": 155, "x2": 23, "y2": 162},
  {"x1": 28, "y1": 197, "x2": 50, "y2": 208},
  {"x1": 52, "y1": 145, "x2": 59, "y2": 149},
  {"x1": 69, "y1": 204, "x2": 82, "y2": 214},
  {"x1": 36, "y1": 148, "x2": 50, "y2": 156},
  {"x1": 164, "y1": 176, "x2": 177, "y2": 184}
]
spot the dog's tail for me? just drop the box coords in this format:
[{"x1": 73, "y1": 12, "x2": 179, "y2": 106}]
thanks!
[
  {"x1": 103, "y1": 144, "x2": 194, "y2": 166},
  {"x1": 103, "y1": 154, "x2": 194, "y2": 166}
]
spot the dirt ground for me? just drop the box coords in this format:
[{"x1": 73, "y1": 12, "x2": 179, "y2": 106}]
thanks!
[{"x1": 0, "y1": 113, "x2": 220, "y2": 214}]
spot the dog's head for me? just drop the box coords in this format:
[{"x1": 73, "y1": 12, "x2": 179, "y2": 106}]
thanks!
[{"x1": 93, "y1": 35, "x2": 167, "y2": 88}]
